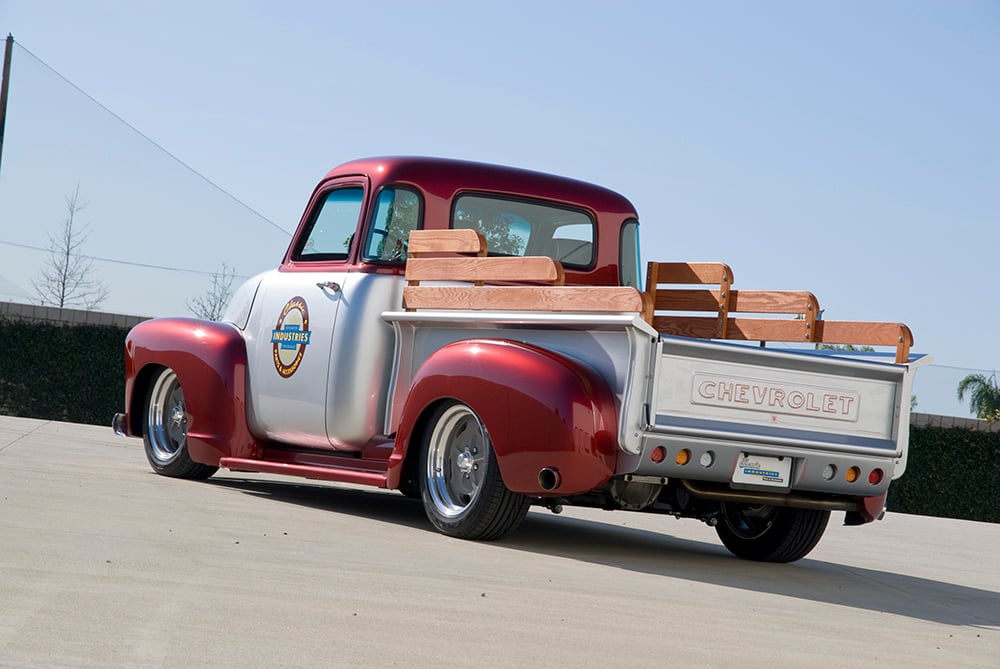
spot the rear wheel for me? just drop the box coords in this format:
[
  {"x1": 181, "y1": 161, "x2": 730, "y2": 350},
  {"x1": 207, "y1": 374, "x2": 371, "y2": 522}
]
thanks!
[
  {"x1": 715, "y1": 503, "x2": 829, "y2": 563},
  {"x1": 419, "y1": 402, "x2": 529, "y2": 540},
  {"x1": 143, "y1": 368, "x2": 217, "y2": 479}
]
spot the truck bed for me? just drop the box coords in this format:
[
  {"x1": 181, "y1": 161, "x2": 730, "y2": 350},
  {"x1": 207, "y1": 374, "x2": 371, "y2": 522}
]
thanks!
[{"x1": 394, "y1": 231, "x2": 924, "y2": 503}]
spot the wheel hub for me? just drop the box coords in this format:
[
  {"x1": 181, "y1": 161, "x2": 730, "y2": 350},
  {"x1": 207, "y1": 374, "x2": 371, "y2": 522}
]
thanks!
[
  {"x1": 170, "y1": 405, "x2": 187, "y2": 434},
  {"x1": 456, "y1": 448, "x2": 474, "y2": 476}
]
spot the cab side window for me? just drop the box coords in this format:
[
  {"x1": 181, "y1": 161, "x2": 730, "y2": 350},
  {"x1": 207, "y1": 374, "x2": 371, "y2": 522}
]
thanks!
[
  {"x1": 363, "y1": 187, "x2": 422, "y2": 262},
  {"x1": 619, "y1": 219, "x2": 641, "y2": 288},
  {"x1": 293, "y1": 187, "x2": 365, "y2": 261}
]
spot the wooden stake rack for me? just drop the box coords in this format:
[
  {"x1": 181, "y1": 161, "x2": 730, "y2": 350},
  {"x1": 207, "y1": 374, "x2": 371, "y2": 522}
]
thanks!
[
  {"x1": 400, "y1": 231, "x2": 913, "y2": 364},
  {"x1": 644, "y1": 261, "x2": 913, "y2": 363},
  {"x1": 403, "y1": 230, "x2": 647, "y2": 314}
]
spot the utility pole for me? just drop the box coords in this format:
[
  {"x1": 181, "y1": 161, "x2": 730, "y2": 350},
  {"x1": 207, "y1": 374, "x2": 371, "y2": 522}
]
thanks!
[{"x1": 0, "y1": 34, "x2": 13, "y2": 177}]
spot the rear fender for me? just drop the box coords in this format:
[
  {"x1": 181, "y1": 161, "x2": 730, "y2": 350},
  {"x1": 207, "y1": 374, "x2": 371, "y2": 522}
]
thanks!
[
  {"x1": 390, "y1": 339, "x2": 619, "y2": 495},
  {"x1": 124, "y1": 318, "x2": 256, "y2": 465}
]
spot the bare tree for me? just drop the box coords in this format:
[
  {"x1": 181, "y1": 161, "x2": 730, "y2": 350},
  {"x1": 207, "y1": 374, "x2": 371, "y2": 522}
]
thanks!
[
  {"x1": 187, "y1": 263, "x2": 237, "y2": 321},
  {"x1": 31, "y1": 185, "x2": 109, "y2": 309}
]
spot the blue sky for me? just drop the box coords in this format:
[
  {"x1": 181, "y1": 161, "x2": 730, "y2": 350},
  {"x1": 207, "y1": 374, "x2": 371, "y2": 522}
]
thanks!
[{"x1": 0, "y1": 1, "x2": 997, "y2": 416}]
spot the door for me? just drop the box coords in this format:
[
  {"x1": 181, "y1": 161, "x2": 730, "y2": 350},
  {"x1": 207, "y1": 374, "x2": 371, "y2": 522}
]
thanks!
[{"x1": 245, "y1": 182, "x2": 366, "y2": 449}]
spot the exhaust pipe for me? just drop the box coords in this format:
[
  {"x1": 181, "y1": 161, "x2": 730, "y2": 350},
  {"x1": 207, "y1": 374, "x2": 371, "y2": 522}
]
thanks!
[
  {"x1": 679, "y1": 479, "x2": 855, "y2": 512},
  {"x1": 538, "y1": 467, "x2": 561, "y2": 491},
  {"x1": 112, "y1": 413, "x2": 129, "y2": 437}
]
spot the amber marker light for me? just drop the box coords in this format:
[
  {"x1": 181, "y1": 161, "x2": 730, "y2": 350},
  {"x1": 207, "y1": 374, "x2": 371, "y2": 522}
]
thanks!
[
  {"x1": 845, "y1": 466, "x2": 860, "y2": 483},
  {"x1": 868, "y1": 469, "x2": 884, "y2": 485},
  {"x1": 650, "y1": 446, "x2": 666, "y2": 463},
  {"x1": 675, "y1": 449, "x2": 691, "y2": 466}
]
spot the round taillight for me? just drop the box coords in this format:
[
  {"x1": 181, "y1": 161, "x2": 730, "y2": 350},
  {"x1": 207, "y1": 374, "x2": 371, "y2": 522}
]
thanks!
[
  {"x1": 650, "y1": 446, "x2": 666, "y2": 463},
  {"x1": 868, "y1": 468, "x2": 884, "y2": 485}
]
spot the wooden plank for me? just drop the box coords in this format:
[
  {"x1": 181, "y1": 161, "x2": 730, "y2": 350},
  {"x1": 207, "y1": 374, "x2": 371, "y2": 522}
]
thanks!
[
  {"x1": 653, "y1": 289, "x2": 818, "y2": 314},
  {"x1": 653, "y1": 316, "x2": 812, "y2": 342},
  {"x1": 651, "y1": 316, "x2": 723, "y2": 339},
  {"x1": 729, "y1": 290, "x2": 819, "y2": 316},
  {"x1": 814, "y1": 321, "x2": 914, "y2": 363},
  {"x1": 405, "y1": 256, "x2": 564, "y2": 284},
  {"x1": 403, "y1": 286, "x2": 646, "y2": 313},
  {"x1": 653, "y1": 289, "x2": 723, "y2": 312},
  {"x1": 647, "y1": 261, "x2": 734, "y2": 286},
  {"x1": 658, "y1": 288, "x2": 818, "y2": 312},
  {"x1": 653, "y1": 316, "x2": 914, "y2": 363},
  {"x1": 407, "y1": 229, "x2": 486, "y2": 257}
]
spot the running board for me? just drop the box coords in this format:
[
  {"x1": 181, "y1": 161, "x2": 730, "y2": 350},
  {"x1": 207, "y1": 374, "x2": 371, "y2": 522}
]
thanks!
[{"x1": 219, "y1": 457, "x2": 389, "y2": 488}]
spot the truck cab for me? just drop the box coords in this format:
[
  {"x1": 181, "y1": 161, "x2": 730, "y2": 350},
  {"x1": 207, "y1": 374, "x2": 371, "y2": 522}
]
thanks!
[{"x1": 236, "y1": 157, "x2": 643, "y2": 453}]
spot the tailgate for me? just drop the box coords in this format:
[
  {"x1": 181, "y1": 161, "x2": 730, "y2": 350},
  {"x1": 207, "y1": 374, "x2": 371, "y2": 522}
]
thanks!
[{"x1": 651, "y1": 337, "x2": 911, "y2": 457}]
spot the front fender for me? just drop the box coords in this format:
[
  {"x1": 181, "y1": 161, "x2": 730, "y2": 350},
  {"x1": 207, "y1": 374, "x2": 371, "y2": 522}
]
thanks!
[
  {"x1": 124, "y1": 318, "x2": 256, "y2": 465},
  {"x1": 390, "y1": 339, "x2": 620, "y2": 495}
]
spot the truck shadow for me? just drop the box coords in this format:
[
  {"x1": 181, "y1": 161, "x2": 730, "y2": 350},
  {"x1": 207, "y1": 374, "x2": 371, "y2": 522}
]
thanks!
[
  {"x1": 209, "y1": 477, "x2": 998, "y2": 629},
  {"x1": 510, "y1": 513, "x2": 1000, "y2": 629}
]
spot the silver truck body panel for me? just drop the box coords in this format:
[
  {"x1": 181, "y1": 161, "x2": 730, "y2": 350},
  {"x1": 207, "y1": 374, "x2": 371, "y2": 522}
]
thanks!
[
  {"x1": 384, "y1": 311, "x2": 656, "y2": 457},
  {"x1": 245, "y1": 270, "x2": 403, "y2": 450},
  {"x1": 386, "y1": 310, "x2": 923, "y2": 498}
]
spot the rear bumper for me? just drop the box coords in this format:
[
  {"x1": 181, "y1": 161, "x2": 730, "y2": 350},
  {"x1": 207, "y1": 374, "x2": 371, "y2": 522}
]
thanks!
[{"x1": 628, "y1": 430, "x2": 896, "y2": 497}]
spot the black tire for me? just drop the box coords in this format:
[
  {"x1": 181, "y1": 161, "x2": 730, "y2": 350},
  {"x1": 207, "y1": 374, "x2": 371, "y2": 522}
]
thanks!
[
  {"x1": 142, "y1": 367, "x2": 218, "y2": 480},
  {"x1": 419, "y1": 402, "x2": 529, "y2": 540},
  {"x1": 715, "y1": 503, "x2": 829, "y2": 563}
]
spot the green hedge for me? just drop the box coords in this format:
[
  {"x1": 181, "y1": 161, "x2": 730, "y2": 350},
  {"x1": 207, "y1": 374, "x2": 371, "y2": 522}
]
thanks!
[
  {"x1": 887, "y1": 425, "x2": 1000, "y2": 523},
  {"x1": 1, "y1": 320, "x2": 997, "y2": 523},
  {"x1": 0, "y1": 320, "x2": 127, "y2": 426}
]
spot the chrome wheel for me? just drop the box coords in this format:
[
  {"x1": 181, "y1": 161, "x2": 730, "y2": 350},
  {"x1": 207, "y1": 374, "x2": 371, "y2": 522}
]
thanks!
[
  {"x1": 142, "y1": 367, "x2": 217, "y2": 479},
  {"x1": 146, "y1": 369, "x2": 187, "y2": 465},
  {"x1": 419, "y1": 401, "x2": 529, "y2": 540},
  {"x1": 721, "y1": 503, "x2": 777, "y2": 540},
  {"x1": 425, "y1": 403, "x2": 488, "y2": 518}
]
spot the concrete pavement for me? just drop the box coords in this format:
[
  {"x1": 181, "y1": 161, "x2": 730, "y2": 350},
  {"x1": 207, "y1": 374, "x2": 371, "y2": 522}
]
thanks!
[{"x1": 0, "y1": 415, "x2": 997, "y2": 668}]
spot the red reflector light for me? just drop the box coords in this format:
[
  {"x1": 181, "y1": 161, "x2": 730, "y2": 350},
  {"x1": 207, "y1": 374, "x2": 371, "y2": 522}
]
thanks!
[
  {"x1": 650, "y1": 446, "x2": 666, "y2": 463},
  {"x1": 868, "y1": 469, "x2": 884, "y2": 485}
]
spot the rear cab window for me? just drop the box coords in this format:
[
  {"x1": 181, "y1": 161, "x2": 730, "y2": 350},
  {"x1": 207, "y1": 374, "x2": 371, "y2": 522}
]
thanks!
[{"x1": 451, "y1": 194, "x2": 595, "y2": 268}]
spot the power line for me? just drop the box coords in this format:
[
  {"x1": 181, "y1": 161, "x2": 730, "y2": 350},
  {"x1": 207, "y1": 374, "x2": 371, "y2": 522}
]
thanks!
[
  {"x1": 11, "y1": 38, "x2": 292, "y2": 239},
  {"x1": 0, "y1": 238, "x2": 255, "y2": 278}
]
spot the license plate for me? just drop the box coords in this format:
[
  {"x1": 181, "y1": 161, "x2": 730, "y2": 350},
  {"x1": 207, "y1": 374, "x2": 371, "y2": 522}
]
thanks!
[{"x1": 732, "y1": 452, "x2": 792, "y2": 489}]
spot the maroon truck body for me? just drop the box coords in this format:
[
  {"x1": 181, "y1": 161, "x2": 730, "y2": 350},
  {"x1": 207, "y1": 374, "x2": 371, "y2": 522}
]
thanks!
[{"x1": 114, "y1": 156, "x2": 922, "y2": 562}]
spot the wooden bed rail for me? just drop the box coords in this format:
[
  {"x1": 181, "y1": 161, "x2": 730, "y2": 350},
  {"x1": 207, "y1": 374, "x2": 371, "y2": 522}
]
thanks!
[
  {"x1": 403, "y1": 230, "x2": 646, "y2": 314},
  {"x1": 644, "y1": 261, "x2": 913, "y2": 363}
]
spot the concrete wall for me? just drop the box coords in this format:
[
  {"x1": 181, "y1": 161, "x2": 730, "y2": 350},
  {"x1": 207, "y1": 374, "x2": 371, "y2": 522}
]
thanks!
[
  {"x1": 0, "y1": 300, "x2": 148, "y2": 329},
  {"x1": 910, "y1": 411, "x2": 1000, "y2": 432}
]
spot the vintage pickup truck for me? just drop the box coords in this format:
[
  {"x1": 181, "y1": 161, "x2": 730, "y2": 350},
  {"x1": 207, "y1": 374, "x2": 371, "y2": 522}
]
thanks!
[{"x1": 113, "y1": 156, "x2": 926, "y2": 562}]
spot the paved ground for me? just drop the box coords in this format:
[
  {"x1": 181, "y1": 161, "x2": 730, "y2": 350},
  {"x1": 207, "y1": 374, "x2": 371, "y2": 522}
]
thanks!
[{"x1": 0, "y1": 415, "x2": 997, "y2": 668}]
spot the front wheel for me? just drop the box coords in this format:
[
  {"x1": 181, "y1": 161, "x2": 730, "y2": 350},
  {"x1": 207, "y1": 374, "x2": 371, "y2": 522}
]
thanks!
[
  {"x1": 419, "y1": 402, "x2": 529, "y2": 540},
  {"x1": 143, "y1": 367, "x2": 217, "y2": 480},
  {"x1": 715, "y1": 503, "x2": 829, "y2": 563}
]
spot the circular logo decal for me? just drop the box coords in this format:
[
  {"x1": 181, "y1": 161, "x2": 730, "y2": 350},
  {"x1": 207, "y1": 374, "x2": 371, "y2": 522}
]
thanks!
[{"x1": 271, "y1": 296, "x2": 312, "y2": 378}]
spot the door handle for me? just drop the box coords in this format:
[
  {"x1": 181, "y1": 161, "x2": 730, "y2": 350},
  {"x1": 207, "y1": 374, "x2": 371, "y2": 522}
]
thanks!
[{"x1": 316, "y1": 281, "x2": 341, "y2": 293}]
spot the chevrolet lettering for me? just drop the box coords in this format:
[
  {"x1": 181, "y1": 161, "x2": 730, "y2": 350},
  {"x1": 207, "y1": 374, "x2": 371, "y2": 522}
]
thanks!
[{"x1": 692, "y1": 373, "x2": 860, "y2": 422}]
